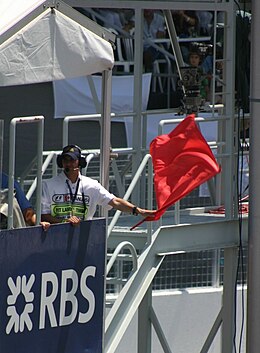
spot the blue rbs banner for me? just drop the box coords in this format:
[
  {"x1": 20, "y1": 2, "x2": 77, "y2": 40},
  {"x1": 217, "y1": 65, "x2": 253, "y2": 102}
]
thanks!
[{"x1": 0, "y1": 219, "x2": 106, "y2": 353}]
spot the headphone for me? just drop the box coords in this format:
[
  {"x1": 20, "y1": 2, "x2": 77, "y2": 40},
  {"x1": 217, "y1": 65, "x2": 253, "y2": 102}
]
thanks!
[{"x1": 56, "y1": 144, "x2": 87, "y2": 169}]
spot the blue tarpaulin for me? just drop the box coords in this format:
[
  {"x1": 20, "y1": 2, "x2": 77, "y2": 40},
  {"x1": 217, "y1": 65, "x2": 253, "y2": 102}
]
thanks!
[{"x1": 0, "y1": 219, "x2": 106, "y2": 353}]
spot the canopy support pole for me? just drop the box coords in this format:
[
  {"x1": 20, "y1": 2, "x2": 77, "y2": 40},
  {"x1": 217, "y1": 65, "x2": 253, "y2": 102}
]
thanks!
[
  {"x1": 247, "y1": 0, "x2": 260, "y2": 351},
  {"x1": 100, "y1": 69, "x2": 112, "y2": 209}
]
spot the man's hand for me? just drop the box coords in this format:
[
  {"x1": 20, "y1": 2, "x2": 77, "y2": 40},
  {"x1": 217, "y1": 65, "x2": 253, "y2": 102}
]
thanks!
[
  {"x1": 40, "y1": 221, "x2": 51, "y2": 231},
  {"x1": 67, "y1": 216, "x2": 81, "y2": 226},
  {"x1": 109, "y1": 197, "x2": 157, "y2": 218},
  {"x1": 136, "y1": 208, "x2": 157, "y2": 219},
  {"x1": 41, "y1": 214, "x2": 80, "y2": 226}
]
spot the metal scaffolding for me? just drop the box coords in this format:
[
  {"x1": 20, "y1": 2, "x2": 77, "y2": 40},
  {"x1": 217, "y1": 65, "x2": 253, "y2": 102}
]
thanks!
[{"x1": 62, "y1": 1, "x2": 247, "y2": 352}]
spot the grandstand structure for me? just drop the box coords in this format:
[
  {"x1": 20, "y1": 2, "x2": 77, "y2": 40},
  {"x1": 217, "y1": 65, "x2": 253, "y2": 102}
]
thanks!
[{"x1": 1, "y1": 0, "x2": 258, "y2": 352}]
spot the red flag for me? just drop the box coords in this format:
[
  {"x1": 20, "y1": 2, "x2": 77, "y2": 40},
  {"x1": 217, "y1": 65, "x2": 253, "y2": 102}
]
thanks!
[{"x1": 131, "y1": 114, "x2": 221, "y2": 230}]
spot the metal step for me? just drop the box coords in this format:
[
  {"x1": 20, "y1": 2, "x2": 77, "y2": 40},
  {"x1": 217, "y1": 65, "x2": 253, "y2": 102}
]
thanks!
[{"x1": 105, "y1": 226, "x2": 165, "y2": 353}]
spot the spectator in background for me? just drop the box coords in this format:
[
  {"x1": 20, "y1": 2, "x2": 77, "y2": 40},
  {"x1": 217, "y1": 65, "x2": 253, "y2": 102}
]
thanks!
[
  {"x1": 188, "y1": 47, "x2": 210, "y2": 102},
  {"x1": 196, "y1": 11, "x2": 213, "y2": 36},
  {"x1": 98, "y1": 8, "x2": 134, "y2": 33},
  {"x1": 0, "y1": 172, "x2": 50, "y2": 230},
  {"x1": 172, "y1": 10, "x2": 199, "y2": 38},
  {"x1": 201, "y1": 50, "x2": 213, "y2": 76},
  {"x1": 200, "y1": 43, "x2": 224, "y2": 104},
  {"x1": 142, "y1": 9, "x2": 166, "y2": 72},
  {"x1": 172, "y1": 10, "x2": 199, "y2": 62},
  {"x1": 214, "y1": 47, "x2": 224, "y2": 104},
  {"x1": 122, "y1": 9, "x2": 135, "y2": 32}
]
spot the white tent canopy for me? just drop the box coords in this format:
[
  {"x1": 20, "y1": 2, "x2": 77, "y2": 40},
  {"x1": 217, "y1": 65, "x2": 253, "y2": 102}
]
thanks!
[
  {"x1": 0, "y1": 0, "x2": 114, "y2": 86},
  {"x1": 0, "y1": 0, "x2": 115, "y2": 226},
  {"x1": 0, "y1": 0, "x2": 45, "y2": 36}
]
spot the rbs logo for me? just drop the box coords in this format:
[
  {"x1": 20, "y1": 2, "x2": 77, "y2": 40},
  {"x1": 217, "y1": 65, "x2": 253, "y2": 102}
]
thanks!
[{"x1": 6, "y1": 267, "x2": 96, "y2": 334}]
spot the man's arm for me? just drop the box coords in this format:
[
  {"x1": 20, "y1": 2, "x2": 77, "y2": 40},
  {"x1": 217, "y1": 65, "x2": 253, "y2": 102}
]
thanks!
[
  {"x1": 41, "y1": 213, "x2": 62, "y2": 224},
  {"x1": 23, "y1": 208, "x2": 37, "y2": 226},
  {"x1": 24, "y1": 208, "x2": 50, "y2": 230},
  {"x1": 41, "y1": 213, "x2": 80, "y2": 226},
  {"x1": 108, "y1": 197, "x2": 156, "y2": 218}
]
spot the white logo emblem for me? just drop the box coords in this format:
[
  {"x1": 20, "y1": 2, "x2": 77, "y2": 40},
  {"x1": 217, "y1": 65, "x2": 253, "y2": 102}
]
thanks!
[{"x1": 6, "y1": 275, "x2": 35, "y2": 334}]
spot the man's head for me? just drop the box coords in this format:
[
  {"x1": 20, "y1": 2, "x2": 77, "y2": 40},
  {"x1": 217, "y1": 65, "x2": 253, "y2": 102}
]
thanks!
[
  {"x1": 144, "y1": 9, "x2": 154, "y2": 19},
  {"x1": 188, "y1": 44, "x2": 203, "y2": 67},
  {"x1": 189, "y1": 49, "x2": 201, "y2": 67},
  {"x1": 56, "y1": 145, "x2": 87, "y2": 169}
]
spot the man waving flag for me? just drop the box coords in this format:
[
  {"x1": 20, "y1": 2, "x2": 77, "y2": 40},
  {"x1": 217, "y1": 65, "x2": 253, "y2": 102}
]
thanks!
[{"x1": 131, "y1": 114, "x2": 221, "y2": 230}]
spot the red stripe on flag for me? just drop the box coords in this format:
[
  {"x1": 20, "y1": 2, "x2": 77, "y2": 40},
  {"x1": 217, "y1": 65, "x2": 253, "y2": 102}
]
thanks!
[{"x1": 131, "y1": 114, "x2": 221, "y2": 230}]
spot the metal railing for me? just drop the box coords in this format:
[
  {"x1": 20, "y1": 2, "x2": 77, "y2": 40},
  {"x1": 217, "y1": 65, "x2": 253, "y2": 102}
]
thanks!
[
  {"x1": 7, "y1": 116, "x2": 44, "y2": 228},
  {"x1": 107, "y1": 241, "x2": 138, "y2": 275},
  {"x1": 106, "y1": 241, "x2": 138, "y2": 295},
  {"x1": 9, "y1": 109, "x2": 248, "y2": 295},
  {"x1": 107, "y1": 153, "x2": 153, "y2": 239}
]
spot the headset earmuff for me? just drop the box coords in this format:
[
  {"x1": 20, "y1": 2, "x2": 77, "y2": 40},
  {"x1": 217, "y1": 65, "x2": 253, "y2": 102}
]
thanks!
[
  {"x1": 79, "y1": 156, "x2": 87, "y2": 168},
  {"x1": 56, "y1": 154, "x2": 63, "y2": 168}
]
